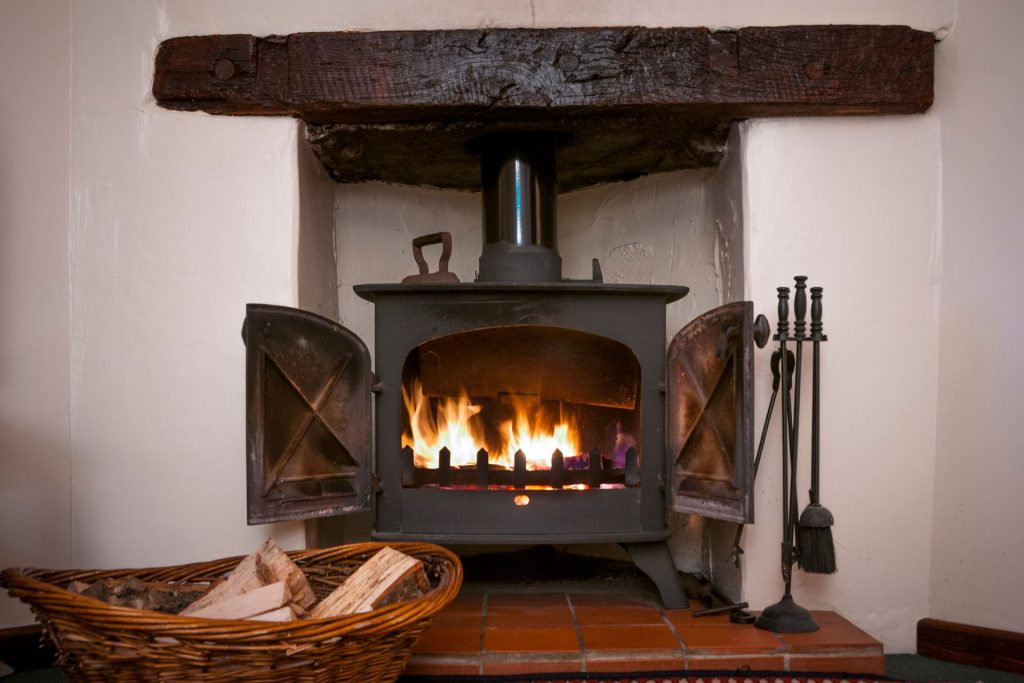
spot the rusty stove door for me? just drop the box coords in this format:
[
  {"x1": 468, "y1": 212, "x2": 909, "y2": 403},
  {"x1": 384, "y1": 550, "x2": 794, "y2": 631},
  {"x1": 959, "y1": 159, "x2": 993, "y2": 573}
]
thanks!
[
  {"x1": 667, "y1": 301, "x2": 755, "y2": 523},
  {"x1": 244, "y1": 304, "x2": 372, "y2": 524}
]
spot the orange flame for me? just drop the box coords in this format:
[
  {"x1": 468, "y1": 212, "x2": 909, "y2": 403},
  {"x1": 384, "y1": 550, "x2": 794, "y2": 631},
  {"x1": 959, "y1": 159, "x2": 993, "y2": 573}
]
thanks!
[
  {"x1": 500, "y1": 394, "x2": 579, "y2": 470},
  {"x1": 401, "y1": 378, "x2": 580, "y2": 470},
  {"x1": 402, "y1": 378, "x2": 486, "y2": 468}
]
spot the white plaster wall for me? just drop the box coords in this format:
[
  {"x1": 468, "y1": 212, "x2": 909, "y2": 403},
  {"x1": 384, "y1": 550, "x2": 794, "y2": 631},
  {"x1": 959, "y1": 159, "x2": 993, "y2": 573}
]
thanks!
[
  {"x1": 336, "y1": 170, "x2": 726, "y2": 355},
  {"x1": 297, "y1": 126, "x2": 341, "y2": 320},
  {"x1": 930, "y1": 0, "x2": 1024, "y2": 633},
  {"x1": 529, "y1": 0, "x2": 954, "y2": 31},
  {"x1": 739, "y1": 117, "x2": 942, "y2": 653},
  {"x1": 336, "y1": 184, "x2": 480, "y2": 355},
  {"x1": 68, "y1": 1, "x2": 310, "y2": 569},
  {"x1": 0, "y1": 0, "x2": 72, "y2": 628},
  {"x1": 97, "y1": 0, "x2": 956, "y2": 35},
  {"x1": 561, "y1": 171, "x2": 723, "y2": 336},
  {"x1": 1, "y1": 0, "x2": 965, "y2": 653}
]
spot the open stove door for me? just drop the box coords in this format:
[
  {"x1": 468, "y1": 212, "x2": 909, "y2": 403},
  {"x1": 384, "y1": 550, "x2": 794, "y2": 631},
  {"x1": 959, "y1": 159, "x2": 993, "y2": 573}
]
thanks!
[
  {"x1": 667, "y1": 302, "x2": 755, "y2": 524},
  {"x1": 243, "y1": 304, "x2": 373, "y2": 524}
]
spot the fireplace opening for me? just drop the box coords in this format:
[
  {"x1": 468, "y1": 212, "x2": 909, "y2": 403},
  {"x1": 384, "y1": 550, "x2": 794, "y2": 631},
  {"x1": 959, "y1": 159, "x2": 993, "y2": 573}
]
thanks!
[
  {"x1": 399, "y1": 325, "x2": 642, "y2": 490},
  {"x1": 242, "y1": 128, "x2": 755, "y2": 608}
]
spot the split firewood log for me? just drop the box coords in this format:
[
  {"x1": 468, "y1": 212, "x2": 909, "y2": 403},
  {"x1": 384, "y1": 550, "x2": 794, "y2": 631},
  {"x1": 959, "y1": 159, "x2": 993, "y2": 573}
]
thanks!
[
  {"x1": 255, "y1": 538, "x2": 316, "y2": 609},
  {"x1": 248, "y1": 604, "x2": 297, "y2": 622},
  {"x1": 185, "y1": 581, "x2": 292, "y2": 621},
  {"x1": 66, "y1": 577, "x2": 209, "y2": 614},
  {"x1": 310, "y1": 547, "x2": 429, "y2": 618},
  {"x1": 180, "y1": 551, "x2": 274, "y2": 615},
  {"x1": 180, "y1": 539, "x2": 315, "y2": 616}
]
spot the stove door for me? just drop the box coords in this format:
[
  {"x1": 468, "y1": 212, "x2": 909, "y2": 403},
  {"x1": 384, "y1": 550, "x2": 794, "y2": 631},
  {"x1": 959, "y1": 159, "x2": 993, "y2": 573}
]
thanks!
[
  {"x1": 667, "y1": 302, "x2": 755, "y2": 523},
  {"x1": 244, "y1": 304, "x2": 372, "y2": 524}
]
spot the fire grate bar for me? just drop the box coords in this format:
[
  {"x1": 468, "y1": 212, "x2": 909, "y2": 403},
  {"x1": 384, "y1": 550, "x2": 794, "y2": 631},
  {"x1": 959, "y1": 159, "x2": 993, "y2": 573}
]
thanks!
[{"x1": 401, "y1": 445, "x2": 640, "y2": 490}]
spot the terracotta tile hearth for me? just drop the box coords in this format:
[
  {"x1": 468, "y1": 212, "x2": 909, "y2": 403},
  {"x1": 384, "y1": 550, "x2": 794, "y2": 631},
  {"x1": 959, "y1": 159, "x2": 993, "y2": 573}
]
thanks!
[{"x1": 402, "y1": 592, "x2": 884, "y2": 677}]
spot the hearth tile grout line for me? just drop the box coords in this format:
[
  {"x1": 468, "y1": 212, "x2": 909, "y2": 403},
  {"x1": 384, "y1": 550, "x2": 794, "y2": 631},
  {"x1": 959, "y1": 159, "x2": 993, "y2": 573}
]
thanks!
[
  {"x1": 478, "y1": 592, "x2": 488, "y2": 657},
  {"x1": 659, "y1": 605, "x2": 690, "y2": 652},
  {"x1": 565, "y1": 592, "x2": 587, "y2": 670}
]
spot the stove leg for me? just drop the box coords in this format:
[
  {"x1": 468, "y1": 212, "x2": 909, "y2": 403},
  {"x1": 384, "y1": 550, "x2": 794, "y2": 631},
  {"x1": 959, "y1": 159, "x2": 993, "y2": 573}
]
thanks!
[{"x1": 622, "y1": 541, "x2": 689, "y2": 609}]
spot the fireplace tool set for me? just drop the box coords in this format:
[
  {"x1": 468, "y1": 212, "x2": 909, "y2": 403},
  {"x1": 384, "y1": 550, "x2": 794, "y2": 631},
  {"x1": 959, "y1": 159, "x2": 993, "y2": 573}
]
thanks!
[{"x1": 727, "y1": 277, "x2": 837, "y2": 633}]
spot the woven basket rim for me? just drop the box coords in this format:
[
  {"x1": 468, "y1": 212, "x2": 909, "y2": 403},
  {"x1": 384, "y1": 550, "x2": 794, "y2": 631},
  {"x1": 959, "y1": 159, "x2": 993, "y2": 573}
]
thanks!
[{"x1": 1, "y1": 542, "x2": 462, "y2": 639}]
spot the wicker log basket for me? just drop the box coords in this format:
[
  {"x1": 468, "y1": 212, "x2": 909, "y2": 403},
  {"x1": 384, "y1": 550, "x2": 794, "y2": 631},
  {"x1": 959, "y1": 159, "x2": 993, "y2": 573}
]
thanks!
[{"x1": 0, "y1": 542, "x2": 462, "y2": 682}]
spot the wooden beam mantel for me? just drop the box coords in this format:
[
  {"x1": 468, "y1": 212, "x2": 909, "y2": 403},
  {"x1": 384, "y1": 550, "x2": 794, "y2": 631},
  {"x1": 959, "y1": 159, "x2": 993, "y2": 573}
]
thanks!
[{"x1": 154, "y1": 25, "x2": 934, "y2": 190}]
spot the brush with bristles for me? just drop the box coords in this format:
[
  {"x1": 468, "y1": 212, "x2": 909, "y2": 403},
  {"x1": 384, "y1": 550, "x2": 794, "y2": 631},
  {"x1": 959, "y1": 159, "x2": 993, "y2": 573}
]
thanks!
[{"x1": 797, "y1": 286, "x2": 836, "y2": 574}]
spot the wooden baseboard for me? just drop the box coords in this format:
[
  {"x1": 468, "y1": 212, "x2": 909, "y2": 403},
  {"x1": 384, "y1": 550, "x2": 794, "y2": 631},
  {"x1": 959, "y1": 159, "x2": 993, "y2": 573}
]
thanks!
[
  {"x1": 0, "y1": 624, "x2": 57, "y2": 671},
  {"x1": 918, "y1": 618, "x2": 1024, "y2": 674}
]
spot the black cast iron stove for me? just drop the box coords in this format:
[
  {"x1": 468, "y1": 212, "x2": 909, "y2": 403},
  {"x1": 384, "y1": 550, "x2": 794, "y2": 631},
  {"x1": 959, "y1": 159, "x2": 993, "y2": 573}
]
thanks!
[{"x1": 243, "y1": 133, "x2": 765, "y2": 607}]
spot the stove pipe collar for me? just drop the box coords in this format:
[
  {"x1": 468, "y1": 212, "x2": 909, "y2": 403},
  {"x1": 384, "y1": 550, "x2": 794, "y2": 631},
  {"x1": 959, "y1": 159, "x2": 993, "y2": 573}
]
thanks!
[{"x1": 476, "y1": 133, "x2": 562, "y2": 283}]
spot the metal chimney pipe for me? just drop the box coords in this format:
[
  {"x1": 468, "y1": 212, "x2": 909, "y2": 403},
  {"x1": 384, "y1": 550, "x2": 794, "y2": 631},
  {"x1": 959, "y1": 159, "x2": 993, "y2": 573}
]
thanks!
[{"x1": 477, "y1": 133, "x2": 562, "y2": 282}]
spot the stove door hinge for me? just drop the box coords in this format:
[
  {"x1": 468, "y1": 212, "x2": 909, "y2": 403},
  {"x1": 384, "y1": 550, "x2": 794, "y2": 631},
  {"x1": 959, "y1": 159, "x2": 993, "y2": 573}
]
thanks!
[
  {"x1": 371, "y1": 371, "x2": 383, "y2": 394},
  {"x1": 657, "y1": 381, "x2": 666, "y2": 394},
  {"x1": 372, "y1": 475, "x2": 383, "y2": 493}
]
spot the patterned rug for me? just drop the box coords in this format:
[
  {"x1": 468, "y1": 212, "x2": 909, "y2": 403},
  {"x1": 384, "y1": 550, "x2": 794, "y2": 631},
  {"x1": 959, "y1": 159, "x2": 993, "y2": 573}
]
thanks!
[{"x1": 400, "y1": 672, "x2": 907, "y2": 683}]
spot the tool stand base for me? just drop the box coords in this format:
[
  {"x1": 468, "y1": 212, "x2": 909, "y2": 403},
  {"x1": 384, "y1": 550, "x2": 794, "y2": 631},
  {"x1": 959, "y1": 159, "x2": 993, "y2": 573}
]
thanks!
[{"x1": 754, "y1": 594, "x2": 820, "y2": 633}]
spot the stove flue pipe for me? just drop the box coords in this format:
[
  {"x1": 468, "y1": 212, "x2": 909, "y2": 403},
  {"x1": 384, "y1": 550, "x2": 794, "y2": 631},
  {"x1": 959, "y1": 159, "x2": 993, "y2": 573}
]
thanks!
[{"x1": 477, "y1": 133, "x2": 562, "y2": 283}]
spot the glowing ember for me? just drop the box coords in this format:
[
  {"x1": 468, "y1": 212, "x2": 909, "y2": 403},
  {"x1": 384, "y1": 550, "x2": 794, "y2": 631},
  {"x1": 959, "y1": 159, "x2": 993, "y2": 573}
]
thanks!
[{"x1": 401, "y1": 378, "x2": 580, "y2": 470}]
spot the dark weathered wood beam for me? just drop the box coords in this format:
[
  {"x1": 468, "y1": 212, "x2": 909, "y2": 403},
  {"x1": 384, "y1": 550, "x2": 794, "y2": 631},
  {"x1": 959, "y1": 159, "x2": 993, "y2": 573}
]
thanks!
[
  {"x1": 305, "y1": 117, "x2": 731, "y2": 191},
  {"x1": 154, "y1": 26, "x2": 933, "y2": 119},
  {"x1": 153, "y1": 25, "x2": 933, "y2": 189}
]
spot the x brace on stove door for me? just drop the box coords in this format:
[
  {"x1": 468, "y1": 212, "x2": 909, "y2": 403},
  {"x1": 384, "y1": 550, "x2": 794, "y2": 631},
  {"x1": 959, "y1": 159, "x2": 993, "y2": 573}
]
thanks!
[
  {"x1": 675, "y1": 347, "x2": 737, "y2": 469},
  {"x1": 260, "y1": 351, "x2": 354, "y2": 496}
]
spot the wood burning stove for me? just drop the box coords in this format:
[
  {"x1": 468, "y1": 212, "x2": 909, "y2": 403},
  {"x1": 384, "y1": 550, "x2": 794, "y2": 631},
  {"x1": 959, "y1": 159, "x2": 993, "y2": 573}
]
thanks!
[{"x1": 243, "y1": 133, "x2": 767, "y2": 607}]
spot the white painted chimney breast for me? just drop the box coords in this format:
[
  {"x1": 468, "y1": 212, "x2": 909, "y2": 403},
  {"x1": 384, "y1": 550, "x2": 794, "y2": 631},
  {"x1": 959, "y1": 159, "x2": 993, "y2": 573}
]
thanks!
[{"x1": 16, "y1": 0, "x2": 1023, "y2": 657}]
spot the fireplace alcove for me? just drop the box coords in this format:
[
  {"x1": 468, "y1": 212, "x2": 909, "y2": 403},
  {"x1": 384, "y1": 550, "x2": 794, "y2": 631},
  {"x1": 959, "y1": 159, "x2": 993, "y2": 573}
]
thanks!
[{"x1": 160, "y1": 24, "x2": 933, "y2": 605}]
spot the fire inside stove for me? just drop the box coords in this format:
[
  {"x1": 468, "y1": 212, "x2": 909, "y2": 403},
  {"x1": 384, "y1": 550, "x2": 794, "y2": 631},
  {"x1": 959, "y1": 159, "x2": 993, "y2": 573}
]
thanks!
[{"x1": 399, "y1": 325, "x2": 642, "y2": 490}]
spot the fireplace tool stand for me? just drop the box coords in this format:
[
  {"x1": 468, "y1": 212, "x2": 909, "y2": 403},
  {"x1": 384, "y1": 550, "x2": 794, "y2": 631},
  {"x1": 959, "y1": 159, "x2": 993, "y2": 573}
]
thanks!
[{"x1": 755, "y1": 280, "x2": 819, "y2": 633}]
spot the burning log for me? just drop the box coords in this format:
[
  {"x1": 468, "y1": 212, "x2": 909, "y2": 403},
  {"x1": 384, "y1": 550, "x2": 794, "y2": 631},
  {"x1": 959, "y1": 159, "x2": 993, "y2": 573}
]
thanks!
[{"x1": 310, "y1": 546, "x2": 429, "y2": 618}]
